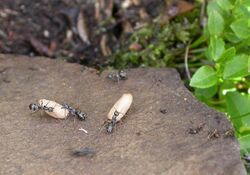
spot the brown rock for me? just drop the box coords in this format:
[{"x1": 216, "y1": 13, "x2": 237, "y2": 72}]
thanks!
[{"x1": 0, "y1": 54, "x2": 246, "y2": 175}]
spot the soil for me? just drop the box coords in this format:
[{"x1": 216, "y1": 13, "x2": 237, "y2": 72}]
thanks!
[
  {"x1": 0, "y1": 0, "x2": 194, "y2": 68},
  {"x1": 0, "y1": 54, "x2": 246, "y2": 175}
]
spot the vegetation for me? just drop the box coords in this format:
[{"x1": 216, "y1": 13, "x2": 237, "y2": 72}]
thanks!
[{"x1": 111, "y1": 8, "x2": 202, "y2": 70}]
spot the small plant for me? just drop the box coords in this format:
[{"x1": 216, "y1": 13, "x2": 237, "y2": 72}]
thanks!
[
  {"x1": 190, "y1": 0, "x2": 250, "y2": 155},
  {"x1": 111, "y1": 9, "x2": 201, "y2": 69}
]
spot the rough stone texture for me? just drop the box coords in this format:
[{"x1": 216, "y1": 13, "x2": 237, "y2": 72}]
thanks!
[{"x1": 0, "y1": 54, "x2": 246, "y2": 175}]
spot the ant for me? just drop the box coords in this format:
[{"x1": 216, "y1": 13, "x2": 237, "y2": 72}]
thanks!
[
  {"x1": 107, "y1": 70, "x2": 127, "y2": 82},
  {"x1": 106, "y1": 110, "x2": 120, "y2": 133},
  {"x1": 72, "y1": 147, "x2": 96, "y2": 157},
  {"x1": 243, "y1": 153, "x2": 250, "y2": 163},
  {"x1": 29, "y1": 102, "x2": 54, "y2": 112},
  {"x1": 61, "y1": 104, "x2": 87, "y2": 121}
]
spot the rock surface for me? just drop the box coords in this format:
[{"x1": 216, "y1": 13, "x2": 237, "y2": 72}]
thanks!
[{"x1": 0, "y1": 54, "x2": 246, "y2": 175}]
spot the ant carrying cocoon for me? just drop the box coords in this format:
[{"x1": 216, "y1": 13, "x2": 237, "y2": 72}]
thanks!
[
  {"x1": 29, "y1": 99, "x2": 69, "y2": 119},
  {"x1": 106, "y1": 93, "x2": 133, "y2": 133},
  {"x1": 61, "y1": 104, "x2": 87, "y2": 121}
]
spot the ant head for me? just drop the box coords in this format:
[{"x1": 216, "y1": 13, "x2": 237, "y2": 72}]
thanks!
[
  {"x1": 114, "y1": 110, "x2": 119, "y2": 116},
  {"x1": 29, "y1": 103, "x2": 38, "y2": 111},
  {"x1": 48, "y1": 107, "x2": 54, "y2": 112}
]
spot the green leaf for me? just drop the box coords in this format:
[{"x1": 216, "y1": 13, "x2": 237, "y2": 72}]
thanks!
[
  {"x1": 239, "y1": 135, "x2": 250, "y2": 151},
  {"x1": 230, "y1": 112, "x2": 250, "y2": 134},
  {"x1": 218, "y1": 80, "x2": 235, "y2": 100},
  {"x1": 224, "y1": 32, "x2": 242, "y2": 43},
  {"x1": 223, "y1": 54, "x2": 250, "y2": 79},
  {"x1": 208, "y1": 37, "x2": 225, "y2": 61},
  {"x1": 208, "y1": 10, "x2": 224, "y2": 35},
  {"x1": 190, "y1": 35, "x2": 207, "y2": 48},
  {"x1": 226, "y1": 92, "x2": 250, "y2": 118},
  {"x1": 248, "y1": 56, "x2": 250, "y2": 73},
  {"x1": 242, "y1": 0, "x2": 250, "y2": 6},
  {"x1": 207, "y1": 1, "x2": 222, "y2": 15},
  {"x1": 230, "y1": 19, "x2": 250, "y2": 39},
  {"x1": 217, "y1": 47, "x2": 236, "y2": 62},
  {"x1": 226, "y1": 92, "x2": 250, "y2": 134},
  {"x1": 233, "y1": 4, "x2": 250, "y2": 18},
  {"x1": 216, "y1": 0, "x2": 233, "y2": 10},
  {"x1": 190, "y1": 66, "x2": 218, "y2": 88},
  {"x1": 195, "y1": 84, "x2": 218, "y2": 99}
]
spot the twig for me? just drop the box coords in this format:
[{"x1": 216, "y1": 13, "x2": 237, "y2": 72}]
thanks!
[
  {"x1": 95, "y1": 0, "x2": 101, "y2": 20},
  {"x1": 184, "y1": 42, "x2": 191, "y2": 80},
  {"x1": 79, "y1": 128, "x2": 88, "y2": 134},
  {"x1": 208, "y1": 128, "x2": 220, "y2": 139},
  {"x1": 77, "y1": 10, "x2": 90, "y2": 45}
]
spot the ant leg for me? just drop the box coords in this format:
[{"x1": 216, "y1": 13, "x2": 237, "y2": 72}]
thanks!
[{"x1": 102, "y1": 120, "x2": 107, "y2": 126}]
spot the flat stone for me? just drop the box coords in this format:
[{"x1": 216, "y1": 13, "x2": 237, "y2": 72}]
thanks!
[{"x1": 0, "y1": 54, "x2": 246, "y2": 175}]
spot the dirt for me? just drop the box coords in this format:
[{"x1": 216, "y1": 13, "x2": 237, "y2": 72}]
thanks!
[
  {"x1": 0, "y1": 54, "x2": 246, "y2": 175},
  {"x1": 0, "y1": 0, "x2": 194, "y2": 68},
  {"x1": 0, "y1": 0, "x2": 162, "y2": 66}
]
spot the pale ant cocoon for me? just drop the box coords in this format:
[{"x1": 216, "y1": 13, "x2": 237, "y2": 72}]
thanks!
[
  {"x1": 38, "y1": 99, "x2": 69, "y2": 119},
  {"x1": 107, "y1": 93, "x2": 133, "y2": 122}
]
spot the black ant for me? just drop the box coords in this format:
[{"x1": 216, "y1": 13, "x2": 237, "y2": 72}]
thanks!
[
  {"x1": 107, "y1": 70, "x2": 127, "y2": 82},
  {"x1": 243, "y1": 153, "x2": 250, "y2": 163},
  {"x1": 106, "y1": 110, "x2": 120, "y2": 133},
  {"x1": 61, "y1": 104, "x2": 87, "y2": 121},
  {"x1": 72, "y1": 147, "x2": 96, "y2": 157}
]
